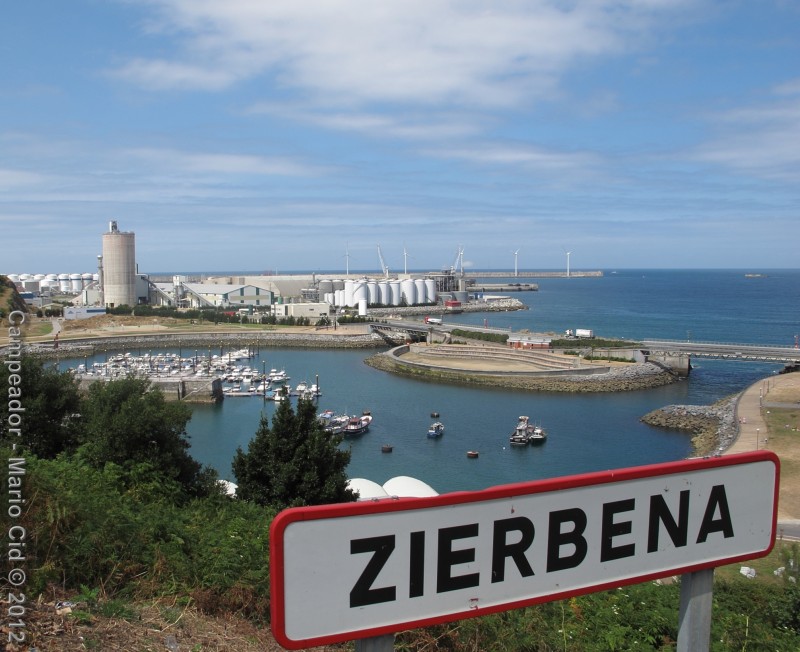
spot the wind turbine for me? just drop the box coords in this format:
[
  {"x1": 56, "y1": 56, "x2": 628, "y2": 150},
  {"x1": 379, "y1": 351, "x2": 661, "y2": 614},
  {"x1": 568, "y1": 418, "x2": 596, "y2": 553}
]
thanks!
[
  {"x1": 565, "y1": 251, "x2": 571, "y2": 278},
  {"x1": 513, "y1": 249, "x2": 520, "y2": 277},
  {"x1": 402, "y1": 243, "x2": 410, "y2": 275},
  {"x1": 344, "y1": 243, "x2": 351, "y2": 277}
]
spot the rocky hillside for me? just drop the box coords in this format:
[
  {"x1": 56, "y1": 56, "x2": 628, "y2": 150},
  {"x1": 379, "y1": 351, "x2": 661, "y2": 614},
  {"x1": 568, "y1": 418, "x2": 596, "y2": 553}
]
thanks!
[{"x1": 0, "y1": 274, "x2": 28, "y2": 321}]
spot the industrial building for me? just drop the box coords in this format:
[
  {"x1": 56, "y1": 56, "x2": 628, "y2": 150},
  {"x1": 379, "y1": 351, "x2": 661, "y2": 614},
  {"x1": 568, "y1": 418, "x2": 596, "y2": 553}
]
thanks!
[{"x1": 180, "y1": 283, "x2": 274, "y2": 309}]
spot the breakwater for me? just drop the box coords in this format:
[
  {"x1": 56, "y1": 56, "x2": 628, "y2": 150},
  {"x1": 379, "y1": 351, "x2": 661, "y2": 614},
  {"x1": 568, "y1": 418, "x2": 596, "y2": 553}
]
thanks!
[
  {"x1": 365, "y1": 353, "x2": 677, "y2": 393},
  {"x1": 641, "y1": 396, "x2": 740, "y2": 456}
]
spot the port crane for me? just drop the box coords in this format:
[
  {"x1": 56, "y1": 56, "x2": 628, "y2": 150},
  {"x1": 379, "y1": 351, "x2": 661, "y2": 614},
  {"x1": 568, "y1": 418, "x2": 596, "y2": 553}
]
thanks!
[{"x1": 377, "y1": 245, "x2": 390, "y2": 278}]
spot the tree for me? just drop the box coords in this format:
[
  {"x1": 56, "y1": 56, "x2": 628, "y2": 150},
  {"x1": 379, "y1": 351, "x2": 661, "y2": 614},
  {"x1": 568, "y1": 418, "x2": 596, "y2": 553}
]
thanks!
[
  {"x1": 0, "y1": 355, "x2": 82, "y2": 458},
  {"x1": 232, "y1": 397, "x2": 355, "y2": 509},
  {"x1": 78, "y1": 377, "x2": 215, "y2": 498}
]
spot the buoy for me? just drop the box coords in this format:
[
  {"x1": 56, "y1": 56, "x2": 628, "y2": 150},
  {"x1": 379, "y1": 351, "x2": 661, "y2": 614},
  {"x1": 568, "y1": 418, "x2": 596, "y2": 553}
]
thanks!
[
  {"x1": 381, "y1": 444, "x2": 393, "y2": 453},
  {"x1": 431, "y1": 411, "x2": 440, "y2": 418}
]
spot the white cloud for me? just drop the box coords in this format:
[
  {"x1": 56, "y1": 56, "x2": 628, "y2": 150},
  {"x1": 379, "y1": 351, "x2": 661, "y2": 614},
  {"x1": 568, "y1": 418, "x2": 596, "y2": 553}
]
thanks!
[
  {"x1": 112, "y1": 1, "x2": 687, "y2": 108},
  {"x1": 0, "y1": 168, "x2": 46, "y2": 189},
  {"x1": 696, "y1": 81, "x2": 800, "y2": 181},
  {"x1": 123, "y1": 147, "x2": 324, "y2": 177}
]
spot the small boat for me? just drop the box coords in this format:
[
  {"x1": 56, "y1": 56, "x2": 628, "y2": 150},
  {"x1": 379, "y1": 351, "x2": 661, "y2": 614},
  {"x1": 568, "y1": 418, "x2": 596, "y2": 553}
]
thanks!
[
  {"x1": 466, "y1": 450, "x2": 479, "y2": 458},
  {"x1": 528, "y1": 424, "x2": 547, "y2": 444},
  {"x1": 344, "y1": 414, "x2": 373, "y2": 436},
  {"x1": 427, "y1": 421, "x2": 445, "y2": 438},
  {"x1": 509, "y1": 416, "x2": 547, "y2": 445},
  {"x1": 381, "y1": 444, "x2": 393, "y2": 453}
]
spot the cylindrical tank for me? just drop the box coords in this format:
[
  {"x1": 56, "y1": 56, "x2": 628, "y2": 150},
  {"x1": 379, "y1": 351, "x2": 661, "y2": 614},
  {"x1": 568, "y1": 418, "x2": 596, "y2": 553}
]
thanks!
[
  {"x1": 102, "y1": 221, "x2": 136, "y2": 307},
  {"x1": 332, "y1": 279, "x2": 345, "y2": 292},
  {"x1": 367, "y1": 281, "x2": 379, "y2": 305},
  {"x1": 357, "y1": 298, "x2": 368, "y2": 316},
  {"x1": 34, "y1": 273, "x2": 46, "y2": 282},
  {"x1": 344, "y1": 280, "x2": 355, "y2": 307},
  {"x1": 323, "y1": 292, "x2": 335, "y2": 305},
  {"x1": 58, "y1": 273, "x2": 71, "y2": 293},
  {"x1": 46, "y1": 273, "x2": 58, "y2": 284},
  {"x1": 352, "y1": 279, "x2": 368, "y2": 307},
  {"x1": 400, "y1": 279, "x2": 416, "y2": 306},
  {"x1": 424, "y1": 279, "x2": 437, "y2": 304},
  {"x1": 19, "y1": 273, "x2": 30, "y2": 282},
  {"x1": 453, "y1": 291, "x2": 469, "y2": 303},
  {"x1": 69, "y1": 273, "x2": 82, "y2": 293},
  {"x1": 319, "y1": 280, "x2": 334, "y2": 295},
  {"x1": 82, "y1": 273, "x2": 94, "y2": 287},
  {"x1": 378, "y1": 281, "x2": 390, "y2": 306},
  {"x1": 414, "y1": 279, "x2": 426, "y2": 305},
  {"x1": 7, "y1": 274, "x2": 20, "y2": 284},
  {"x1": 389, "y1": 280, "x2": 402, "y2": 306},
  {"x1": 334, "y1": 289, "x2": 345, "y2": 307}
]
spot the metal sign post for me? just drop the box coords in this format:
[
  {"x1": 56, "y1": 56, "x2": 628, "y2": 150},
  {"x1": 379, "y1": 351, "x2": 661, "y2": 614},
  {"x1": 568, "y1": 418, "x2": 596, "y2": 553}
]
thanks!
[
  {"x1": 677, "y1": 568, "x2": 714, "y2": 652},
  {"x1": 354, "y1": 634, "x2": 395, "y2": 652}
]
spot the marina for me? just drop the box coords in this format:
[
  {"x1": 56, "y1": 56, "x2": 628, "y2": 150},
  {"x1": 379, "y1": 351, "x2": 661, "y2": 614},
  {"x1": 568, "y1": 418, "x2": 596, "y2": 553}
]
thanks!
[{"x1": 54, "y1": 269, "x2": 799, "y2": 495}]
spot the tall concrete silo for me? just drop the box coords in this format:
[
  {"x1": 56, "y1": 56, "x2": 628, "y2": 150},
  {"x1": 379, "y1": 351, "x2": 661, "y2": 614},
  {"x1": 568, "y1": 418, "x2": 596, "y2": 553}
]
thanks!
[{"x1": 101, "y1": 221, "x2": 136, "y2": 307}]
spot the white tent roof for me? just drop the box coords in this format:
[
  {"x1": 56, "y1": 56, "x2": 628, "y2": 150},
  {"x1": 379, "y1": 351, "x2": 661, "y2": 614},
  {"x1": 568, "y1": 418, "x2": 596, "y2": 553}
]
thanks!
[
  {"x1": 382, "y1": 476, "x2": 438, "y2": 498},
  {"x1": 348, "y1": 478, "x2": 390, "y2": 501}
]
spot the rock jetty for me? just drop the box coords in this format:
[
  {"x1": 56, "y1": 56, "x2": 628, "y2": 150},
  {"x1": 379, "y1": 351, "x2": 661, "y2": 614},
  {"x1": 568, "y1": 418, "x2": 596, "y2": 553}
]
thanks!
[{"x1": 641, "y1": 395, "x2": 740, "y2": 456}]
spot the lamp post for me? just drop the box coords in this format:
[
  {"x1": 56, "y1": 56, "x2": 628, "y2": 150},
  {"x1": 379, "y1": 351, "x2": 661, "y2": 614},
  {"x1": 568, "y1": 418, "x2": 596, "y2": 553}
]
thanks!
[{"x1": 756, "y1": 427, "x2": 760, "y2": 450}]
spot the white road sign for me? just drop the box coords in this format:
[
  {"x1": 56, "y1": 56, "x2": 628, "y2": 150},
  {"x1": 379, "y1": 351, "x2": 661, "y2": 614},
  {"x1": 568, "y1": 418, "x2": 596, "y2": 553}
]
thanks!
[{"x1": 270, "y1": 451, "x2": 778, "y2": 649}]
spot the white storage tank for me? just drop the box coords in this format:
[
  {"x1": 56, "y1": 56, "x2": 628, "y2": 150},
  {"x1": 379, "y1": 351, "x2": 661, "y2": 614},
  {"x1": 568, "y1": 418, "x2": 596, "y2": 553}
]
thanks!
[
  {"x1": 425, "y1": 279, "x2": 437, "y2": 304},
  {"x1": 367, "y1": 281, "x2": 379, "y2": 305},
  {"x1": 357, "y1": 298, "x2": 368, "y2": 316},
  {"x1": 389, "y1": 280, "x2": 402, "y2": 306},
  {"x1": 352, "y1": 278, "x2": 368, "y2": 306},
  {"x1": 334, "y1": 289, "x2": 345, "y2": 307},
  {"x1": 82, "y1": 272, "x2": 94, "y2": 287},
  {"x1": 58, "y1": 273, "x2": 71, "y2": 293},
  {"x1": 7, "y1": 274, "x2": 20, "y2": 284},
  {"x1": 400, "y1": 279, "x2": 416, "y2": 306},
  {"x1": 414, "y1": 279, "x2": 426, "y2": 304},
  {"x1": 344, "y1": 280, "x2": 355, "y2": 307},
  {"x1": 34, "y1": 273, "x2": 46, "y2": 282},
  {"x1": 70, "y1": 273, "x2": 83, "y2": 293},
  {"x1": 378, "y1": 281, "x2": 390, "y2": 305}
]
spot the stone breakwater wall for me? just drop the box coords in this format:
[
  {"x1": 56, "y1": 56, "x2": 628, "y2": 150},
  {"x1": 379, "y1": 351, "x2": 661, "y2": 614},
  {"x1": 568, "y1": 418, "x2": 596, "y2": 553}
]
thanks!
[
  {"x1": 365, "y1": 353, "x2": 677, "y2": 393},
  {"x1": 12, "y1": 331, "x2": 387, "y2": 359},
  {"x1": 641, "y1": 396, "x2": 740, "y2": 456}
]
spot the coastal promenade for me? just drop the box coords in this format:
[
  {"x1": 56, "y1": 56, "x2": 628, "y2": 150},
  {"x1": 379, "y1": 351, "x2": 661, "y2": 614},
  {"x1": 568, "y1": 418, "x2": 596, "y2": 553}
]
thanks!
[{"x1": 728, "y1": 372, "x2": 800, "y2": 527}]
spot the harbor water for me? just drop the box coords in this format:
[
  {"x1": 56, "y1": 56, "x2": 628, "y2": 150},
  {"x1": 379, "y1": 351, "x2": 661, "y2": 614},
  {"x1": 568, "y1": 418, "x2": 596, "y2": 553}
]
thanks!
[{"x1": 64, "y1": 269, "x2": 800, "y2": 494}]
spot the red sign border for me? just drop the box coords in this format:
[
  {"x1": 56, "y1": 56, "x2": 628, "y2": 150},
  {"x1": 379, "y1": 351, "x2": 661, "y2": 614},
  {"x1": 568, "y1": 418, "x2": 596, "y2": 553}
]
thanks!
[{"x1": 270, "y1": 451, "x2": 779, "y2": 649}]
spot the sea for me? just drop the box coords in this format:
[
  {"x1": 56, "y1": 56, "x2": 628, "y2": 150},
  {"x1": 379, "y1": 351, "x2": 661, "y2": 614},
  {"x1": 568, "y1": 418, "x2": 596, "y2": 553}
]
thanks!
[{"x1": 62, "y1": 269, "x2": 800, "y2": 495}]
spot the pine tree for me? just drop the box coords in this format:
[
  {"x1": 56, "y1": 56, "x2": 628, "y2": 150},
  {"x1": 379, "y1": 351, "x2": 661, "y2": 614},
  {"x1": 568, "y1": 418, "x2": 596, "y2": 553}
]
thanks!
[{"x1": 232, "y1": 397, "x2": 355, "y2": 509}]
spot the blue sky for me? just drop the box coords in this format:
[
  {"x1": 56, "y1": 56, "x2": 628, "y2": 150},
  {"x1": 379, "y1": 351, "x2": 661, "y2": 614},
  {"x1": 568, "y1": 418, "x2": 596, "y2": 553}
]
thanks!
[{"x1": 2, "y1": 0, "x2": 798, "y2": 274}]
